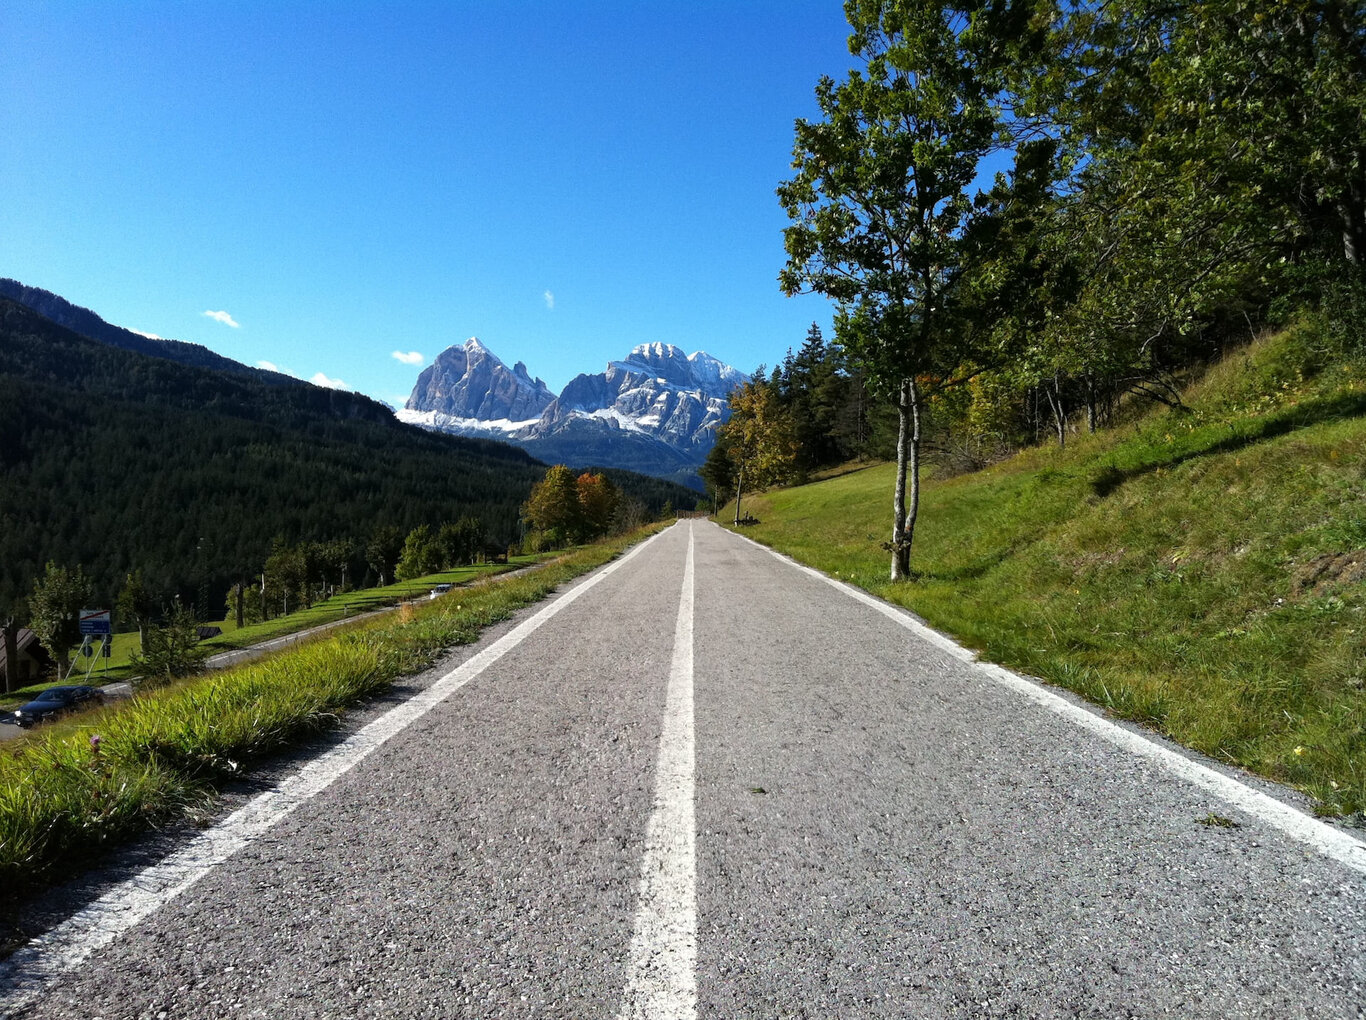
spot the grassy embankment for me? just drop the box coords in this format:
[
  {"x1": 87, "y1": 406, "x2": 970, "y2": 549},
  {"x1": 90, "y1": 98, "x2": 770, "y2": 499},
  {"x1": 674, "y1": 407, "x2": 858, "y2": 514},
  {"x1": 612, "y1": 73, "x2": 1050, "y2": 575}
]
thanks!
[
  {"x1": 2, "y1": 555, "x2": 550, "y2": 699},
  {"x1": 0, "y1": 525, "x2": 665, "y2": 890},
  {"x1": 724, "y1": 325, "x2": 1366, "y2": 819}
]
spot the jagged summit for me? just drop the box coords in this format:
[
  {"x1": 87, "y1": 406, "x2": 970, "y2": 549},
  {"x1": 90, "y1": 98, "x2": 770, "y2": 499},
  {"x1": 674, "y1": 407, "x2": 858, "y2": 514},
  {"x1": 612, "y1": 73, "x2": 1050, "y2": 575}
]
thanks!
[
  {"x1": 397, "y1": 338, "x2": 748, "y2": 487},
  {"x1": 608, "y1": 343, "x2": 746, "y2": 395},
  {"x1": 405, "y1": 338, "x2": 554, "y2": 423}
]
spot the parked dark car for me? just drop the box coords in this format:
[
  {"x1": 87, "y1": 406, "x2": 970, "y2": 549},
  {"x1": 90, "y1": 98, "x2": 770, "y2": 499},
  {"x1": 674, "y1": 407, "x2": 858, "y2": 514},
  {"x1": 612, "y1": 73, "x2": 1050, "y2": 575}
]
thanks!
[{"x1": 12, "y1": 685, "x2": 103, "y2": 728}]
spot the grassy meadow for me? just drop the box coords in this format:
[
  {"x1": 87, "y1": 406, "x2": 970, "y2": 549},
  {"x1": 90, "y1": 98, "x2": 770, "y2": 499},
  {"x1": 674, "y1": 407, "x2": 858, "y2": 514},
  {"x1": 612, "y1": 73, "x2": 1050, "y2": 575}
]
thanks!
[
  {"x1": 725, "y1": 326, "x2": 1366, "y2": 819},
  {"x1": 0, "y1": 525, "x2": 665, "y2": 897}
]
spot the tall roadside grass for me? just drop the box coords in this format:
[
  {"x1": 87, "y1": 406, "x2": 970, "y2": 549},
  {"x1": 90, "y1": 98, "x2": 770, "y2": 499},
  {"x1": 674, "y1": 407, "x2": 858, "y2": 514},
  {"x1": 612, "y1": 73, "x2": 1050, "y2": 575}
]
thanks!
[
  {"x1": 0, "y1": 525, "x2": 666, "y2": 891},
  {"x1": 726, "y1": 326, "x2": 1366, "y2": 820}
]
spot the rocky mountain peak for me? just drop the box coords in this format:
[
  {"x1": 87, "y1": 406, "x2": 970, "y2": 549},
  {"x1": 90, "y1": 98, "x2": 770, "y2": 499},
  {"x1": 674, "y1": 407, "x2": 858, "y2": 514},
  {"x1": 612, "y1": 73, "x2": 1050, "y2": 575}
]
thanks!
[
  {"x1": 405, "y1": 338, "x2": 553, "y2": 422},
  {"x1": 398, "y1": 337, "x2": 747, "y2": 487}
]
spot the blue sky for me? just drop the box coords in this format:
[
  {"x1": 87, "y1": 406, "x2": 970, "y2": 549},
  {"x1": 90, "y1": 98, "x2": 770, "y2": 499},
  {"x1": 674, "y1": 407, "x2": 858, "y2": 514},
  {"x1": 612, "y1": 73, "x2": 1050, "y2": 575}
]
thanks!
[{"x1": 2, "y1": 2, "x2": 858, "y2": 407}]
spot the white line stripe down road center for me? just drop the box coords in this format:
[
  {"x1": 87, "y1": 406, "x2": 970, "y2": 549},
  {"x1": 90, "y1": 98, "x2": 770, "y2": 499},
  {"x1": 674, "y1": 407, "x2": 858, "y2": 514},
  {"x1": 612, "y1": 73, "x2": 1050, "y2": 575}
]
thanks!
[
  {"x1": 617, "y1": 522, "x2": 698, "y2": 1020},
  {"x1": 727, "y1": 525, "x2": 1366, "y2": 878},
  {"x1": 0, "y1": 527, "x2": 673, "y2": 1015}
]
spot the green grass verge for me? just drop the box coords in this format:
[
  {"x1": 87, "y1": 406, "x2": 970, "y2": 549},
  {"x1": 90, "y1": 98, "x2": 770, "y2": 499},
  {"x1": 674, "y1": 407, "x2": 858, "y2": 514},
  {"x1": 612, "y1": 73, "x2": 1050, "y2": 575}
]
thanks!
[
  {"x1": 1, "y1": 555, "x2": 555, "y2": 700},
  {"x1": 724, "y1": 326, "x2": 1366, "y2": 820},
  {"x1": 0, "y1": 526, "x2": 665, "y2": 889}
]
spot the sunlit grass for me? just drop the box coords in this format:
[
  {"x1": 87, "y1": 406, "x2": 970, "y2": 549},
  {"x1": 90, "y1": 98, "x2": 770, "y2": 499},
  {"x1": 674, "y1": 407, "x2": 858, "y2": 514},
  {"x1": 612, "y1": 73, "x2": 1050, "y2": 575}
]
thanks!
[
  {"x1": 728, "y1": 328, "x2": 1366, "y2": 818},
  {"x1": 0, "y1": 525, "x2": 665, "y2": 886},
  {"x1": 2, "y1": 554, "x2": 558, "y2": 702}
]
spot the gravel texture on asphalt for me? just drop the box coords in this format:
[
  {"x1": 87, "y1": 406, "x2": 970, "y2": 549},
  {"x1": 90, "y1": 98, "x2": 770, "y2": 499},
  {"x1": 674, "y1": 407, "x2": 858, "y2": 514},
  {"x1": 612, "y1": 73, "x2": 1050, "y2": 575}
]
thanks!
[{"x1": 4, "y1": 521, "x2": 1364, "y2": 1019}]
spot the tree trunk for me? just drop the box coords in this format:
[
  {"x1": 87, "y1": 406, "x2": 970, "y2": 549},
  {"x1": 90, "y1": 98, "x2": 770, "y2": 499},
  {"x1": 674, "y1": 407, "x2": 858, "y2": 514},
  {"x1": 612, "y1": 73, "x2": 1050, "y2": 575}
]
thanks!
[
  {"x1": 1339, "y1": 190, "x2": 1364, "y2": 264},
  {"x1": 733, "y1": 463, "x2": 745, "y2": 526},
  {"x1": 1085, "y1": 371, "x2": 1098, "y2": 434},
  {"x1": 2, "y1": 620, "x2": 18, "y2": 694},
  {"x1": 890, "y1": 377, "x2": 915, "y2": 581},
  {"x1": 905, "y1": 377, "x2": 923, "y2": 572},
  {"x1": 1044, "y1": 375, "x2": 1067, "y2": 449}
]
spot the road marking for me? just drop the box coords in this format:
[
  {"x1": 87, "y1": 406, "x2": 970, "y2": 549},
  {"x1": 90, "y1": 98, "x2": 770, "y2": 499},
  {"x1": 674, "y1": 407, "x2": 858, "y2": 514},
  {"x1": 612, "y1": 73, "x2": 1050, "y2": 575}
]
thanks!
[
  {"x1": 0, "y1": 528, "x2": 673, "y2": 1014},
  {"x1": 724, "y1": 525, "x2": 1366, "y2": 877},
  {"x1": 617, "y1": 522, "x2": 697, "y2": 1020}
]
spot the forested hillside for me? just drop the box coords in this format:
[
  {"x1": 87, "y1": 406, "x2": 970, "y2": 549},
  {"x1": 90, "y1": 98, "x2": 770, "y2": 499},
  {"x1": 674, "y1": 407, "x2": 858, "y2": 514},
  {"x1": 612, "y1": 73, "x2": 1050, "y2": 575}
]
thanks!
[
  {"x1": 0, "y1": 298, "x2": 692, "y2": 618},
  {"x1": 0, "y1": 279, "x2": 298, "y2": 384},
  {"x1": 741, "y1": 0, "x2": 1366, "y2": 582}
]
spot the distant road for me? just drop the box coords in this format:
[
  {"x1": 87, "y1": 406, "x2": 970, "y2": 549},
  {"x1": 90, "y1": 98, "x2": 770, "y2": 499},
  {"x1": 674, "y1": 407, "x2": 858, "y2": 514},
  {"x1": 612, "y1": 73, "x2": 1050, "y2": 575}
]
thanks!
[{"x1": 3, "y1": 521, "x2": 1363, "y2": 1018}]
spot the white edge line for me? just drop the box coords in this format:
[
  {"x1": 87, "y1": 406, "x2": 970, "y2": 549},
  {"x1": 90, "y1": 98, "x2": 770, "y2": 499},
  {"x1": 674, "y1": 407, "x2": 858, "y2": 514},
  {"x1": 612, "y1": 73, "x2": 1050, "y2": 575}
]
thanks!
[
  {"x1": 716, "y1": 523, "x2": 1366, "y2": 877},
  {"x1": 0, "y1": 527, "x2": 673, "y2": 1012}
]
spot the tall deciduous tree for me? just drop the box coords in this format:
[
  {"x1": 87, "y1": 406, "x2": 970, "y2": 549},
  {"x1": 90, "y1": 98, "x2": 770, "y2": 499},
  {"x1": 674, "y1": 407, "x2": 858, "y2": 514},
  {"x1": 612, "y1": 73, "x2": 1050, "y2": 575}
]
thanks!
[
  {"x1": 778, "y1": 0, "x2": 1026, "y2": 578},
  {"x1": 720, "y1": 378, "x2": 797, "y2": 525},
  {"x1": 699, "y1": 436, "x2": 738, "y2": 516},
  {"x1": 263, "y1": 540, "x2": 306, "y2": 617},
  {"x1": 2, "y1": 615, "x2": 19, "y2": 694},
  {"x1": 115, "y1": 568, "x2": 156, "y2": 651},
  {"x1": 395, "y1": 525, "x2": 442, "y2": 581},
  {"x1": 522, "y1": 465, "x2": 584, "y2": 548},
  {"x1": 1039, "y1": 0, "x2": 1366, "y2": 366},
  {"x1": 366, "y1": 525, "x2": 405, "y2": 588},
  {"x1": 576, "y1": 473, "x2": 620, "y2": 540},
  {"x1": 27, "y1": 561, "x2": 93, "y2": 675},
  {"x1": 437, "y1": 516, "x2": 485, "y2": 568}
]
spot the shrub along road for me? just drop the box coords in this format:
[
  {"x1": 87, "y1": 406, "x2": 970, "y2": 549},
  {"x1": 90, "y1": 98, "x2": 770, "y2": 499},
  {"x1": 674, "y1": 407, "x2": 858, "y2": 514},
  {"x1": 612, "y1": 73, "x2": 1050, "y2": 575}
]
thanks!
[{"x1": 2, "y1": 521, "x2": 1363, "y2": 1017}]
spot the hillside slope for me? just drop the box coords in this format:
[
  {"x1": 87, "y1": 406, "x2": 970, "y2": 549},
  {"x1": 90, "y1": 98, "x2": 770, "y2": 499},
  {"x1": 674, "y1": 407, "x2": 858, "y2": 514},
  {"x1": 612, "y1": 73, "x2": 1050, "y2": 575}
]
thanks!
[
  {"x1": 0, "y1": 279, "x2": 300, "y2": 385},
  {"x1": 0, "y1": 299, "x2": 693, "y2": 612},
  {"x1": 727, "y1": 326, "x2": 1366, "y2": 818}
]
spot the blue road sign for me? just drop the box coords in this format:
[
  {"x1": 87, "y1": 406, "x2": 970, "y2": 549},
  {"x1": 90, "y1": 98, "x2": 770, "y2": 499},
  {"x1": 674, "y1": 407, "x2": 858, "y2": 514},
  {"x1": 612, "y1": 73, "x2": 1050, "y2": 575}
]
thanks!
[{"x1": 79, "y1": 609, "x2": 112, "y2": 636}]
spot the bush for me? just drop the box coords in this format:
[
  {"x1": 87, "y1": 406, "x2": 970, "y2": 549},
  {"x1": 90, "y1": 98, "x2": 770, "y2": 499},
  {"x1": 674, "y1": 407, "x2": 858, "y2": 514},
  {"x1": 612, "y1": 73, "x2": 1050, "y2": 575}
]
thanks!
[{"x1": 130, "y1": 601, "x2": 208, "y2": 688}]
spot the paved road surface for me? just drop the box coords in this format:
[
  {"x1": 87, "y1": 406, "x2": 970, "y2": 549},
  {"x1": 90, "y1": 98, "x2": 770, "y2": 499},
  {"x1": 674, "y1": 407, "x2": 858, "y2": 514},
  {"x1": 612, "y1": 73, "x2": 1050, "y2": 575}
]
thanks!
[{"x1": 2, "y1": 521, "x2": 1362, "y2": 1018}]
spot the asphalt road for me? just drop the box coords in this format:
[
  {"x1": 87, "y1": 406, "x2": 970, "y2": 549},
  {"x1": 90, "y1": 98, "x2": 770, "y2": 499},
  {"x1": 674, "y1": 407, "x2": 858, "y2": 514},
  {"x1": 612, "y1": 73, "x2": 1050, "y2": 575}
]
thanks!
[{"x1": 2, "y1": 521, "x2": 1363, "y2": 1018}]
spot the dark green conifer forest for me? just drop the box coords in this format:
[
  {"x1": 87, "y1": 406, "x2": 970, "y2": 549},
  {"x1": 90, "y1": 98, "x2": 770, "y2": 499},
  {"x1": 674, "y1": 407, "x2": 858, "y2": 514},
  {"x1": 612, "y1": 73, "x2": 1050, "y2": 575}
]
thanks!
[{"x1": 0, "y1": 296, "x2": 691, "y2": 623}]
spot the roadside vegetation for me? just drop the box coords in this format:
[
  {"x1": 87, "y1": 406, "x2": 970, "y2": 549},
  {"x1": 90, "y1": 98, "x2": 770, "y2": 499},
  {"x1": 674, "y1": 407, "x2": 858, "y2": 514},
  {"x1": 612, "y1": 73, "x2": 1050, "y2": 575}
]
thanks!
[
  {"x1": 0, "y1": 524, "x2": 665, "y2": 895},
  {"x1": 1, "y1": 555, "x2": 548, "y2": 699},
  {"x1": 722, "y1": 325, "x2": 1365, "y2": 820}
]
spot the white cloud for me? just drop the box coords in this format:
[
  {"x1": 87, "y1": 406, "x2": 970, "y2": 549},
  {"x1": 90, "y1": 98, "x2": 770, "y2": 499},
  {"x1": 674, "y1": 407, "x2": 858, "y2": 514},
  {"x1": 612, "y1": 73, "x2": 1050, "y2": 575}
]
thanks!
[
  {"x1": 256, "y1": 360, "x2": 280, "y2": 372},
  {"x1": 391, "y1": 350, "x2": 425, "y2": 366},
  {"x1": 130, "y1": 328, "x2": 163, "y2": 340},
  {"x1": 203, "y1": 309, "x2": 240, "y2": 328},
  {"x1": 311, "y1": 371, "x2": 347, "y2": 390},
  {"x1": 543, "y1": 290, "x2": 555, "y2": 310}
]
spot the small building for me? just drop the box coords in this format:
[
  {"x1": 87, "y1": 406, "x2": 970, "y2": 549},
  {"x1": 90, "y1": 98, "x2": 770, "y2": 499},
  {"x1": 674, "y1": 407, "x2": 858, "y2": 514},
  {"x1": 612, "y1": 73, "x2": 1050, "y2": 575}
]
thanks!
[
  {"x1": 484, "y1": 543, "x2": 509, "y2": 564},
  {"x1": 0, "y1": 628, "x2": 55, "y2": 688}
]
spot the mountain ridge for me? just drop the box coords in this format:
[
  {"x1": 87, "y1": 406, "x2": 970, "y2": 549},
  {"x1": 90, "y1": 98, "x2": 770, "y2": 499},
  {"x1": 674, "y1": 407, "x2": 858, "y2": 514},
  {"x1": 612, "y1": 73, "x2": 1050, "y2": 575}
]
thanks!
[
  {"x1": 0, "y1": 279, "x2": 304, "y2": 387},
  {"x1": 400, "y1": 338, "x2": 747, "y2": 487},
  {"x1": 0, "y1": 288, "x2": 700, "y2": 613}
]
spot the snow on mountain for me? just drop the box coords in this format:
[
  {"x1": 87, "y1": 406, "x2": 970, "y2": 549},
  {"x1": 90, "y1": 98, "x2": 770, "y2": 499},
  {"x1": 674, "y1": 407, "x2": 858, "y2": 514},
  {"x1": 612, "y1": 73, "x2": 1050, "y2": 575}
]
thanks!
[
  {"x1": 393, "y1": 408, "x2": 544, "y2": 440},
  {"x1": 403, "y1": 337, "x2": 555, "y2": 423},
  {"x1": 398, "y1": 339, "x2": 748, "y2": 486}
]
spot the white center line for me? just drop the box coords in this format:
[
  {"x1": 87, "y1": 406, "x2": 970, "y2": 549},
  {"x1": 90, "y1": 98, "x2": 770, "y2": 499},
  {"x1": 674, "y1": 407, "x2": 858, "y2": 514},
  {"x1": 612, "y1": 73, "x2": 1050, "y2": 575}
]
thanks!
[
  {"x1": 0, "y1": 527, "x2": 671, "y2": 1016},
  {"x1": 617, "y1": 522, "x2": 697, "y2": 1020}
]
